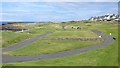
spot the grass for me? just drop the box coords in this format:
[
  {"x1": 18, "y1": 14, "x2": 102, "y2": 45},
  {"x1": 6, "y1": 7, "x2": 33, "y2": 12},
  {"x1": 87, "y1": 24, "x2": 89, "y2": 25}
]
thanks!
[
  {"x1": 4, "y1": 30, "x2": 100, "y2": 56},
  {"x1": 49, "y1": 30, "x2": 99, "y2": 38},
  {"x1": 3, "y1": 40, "x2": 118, "y2": 66},
  {"x1": 2, "y1": 21, "x2": 118, "y2": 66},
  {"x1": 2, "y1": 24, "x2": 56, "y2": 48},
  {"x1": 0, "y1": 31, "x2": 2, "y2": 48},
  {"x1": 2, "y1": 31, "x2": 33, "y2": 48}
]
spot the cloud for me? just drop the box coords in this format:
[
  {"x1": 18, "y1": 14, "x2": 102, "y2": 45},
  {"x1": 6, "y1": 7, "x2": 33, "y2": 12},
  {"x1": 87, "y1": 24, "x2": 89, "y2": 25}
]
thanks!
[
  {"x1": 1, "y1": 2, "x2": 118, "y2": 22},
  {"x1": 0, "y1": 19, "x2": 16, "y2": 22},
  {"x1": 94, "y1": 0, "x2": 119, "y2": 2},
  {"x1": 2, "y1": 2, "x2": 56, "y2": 13},
  {"x1": 1, "y1": 0, "x2": 119, "y2": 2}
]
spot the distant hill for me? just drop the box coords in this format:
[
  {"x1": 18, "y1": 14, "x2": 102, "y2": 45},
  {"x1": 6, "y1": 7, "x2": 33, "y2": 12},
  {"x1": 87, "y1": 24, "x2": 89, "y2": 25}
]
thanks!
[{"x1": 0, "y1": 22, "x2": 38, "y2": 25}]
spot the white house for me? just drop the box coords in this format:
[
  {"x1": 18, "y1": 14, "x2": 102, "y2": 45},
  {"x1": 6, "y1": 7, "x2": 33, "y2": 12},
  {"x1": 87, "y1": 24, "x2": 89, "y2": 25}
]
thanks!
[{"x1": 89, "y1": 14, "x2": 119, "y2": 21}]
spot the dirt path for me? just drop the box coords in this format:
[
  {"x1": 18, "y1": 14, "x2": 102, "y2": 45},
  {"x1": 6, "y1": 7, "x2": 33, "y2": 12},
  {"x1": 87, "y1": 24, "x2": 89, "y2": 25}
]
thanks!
[{"x1": 2, "y1": 30, "x2": 114, "y2": 63}]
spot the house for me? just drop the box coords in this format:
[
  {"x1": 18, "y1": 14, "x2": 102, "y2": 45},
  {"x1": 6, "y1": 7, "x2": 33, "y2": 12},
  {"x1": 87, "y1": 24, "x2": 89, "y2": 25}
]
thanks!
[{"x1": 89, "y1": 14, "x2": 120, "y2": 22}]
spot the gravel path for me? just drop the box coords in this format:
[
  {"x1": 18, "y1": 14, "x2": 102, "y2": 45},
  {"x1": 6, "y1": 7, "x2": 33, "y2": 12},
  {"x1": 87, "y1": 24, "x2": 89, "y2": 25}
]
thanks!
[{"x1": 2, "y1": 30, "x2": 114, "y2": 63}]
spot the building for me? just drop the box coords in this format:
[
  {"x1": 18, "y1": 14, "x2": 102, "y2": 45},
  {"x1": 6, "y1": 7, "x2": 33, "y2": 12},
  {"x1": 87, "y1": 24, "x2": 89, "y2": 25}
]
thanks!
[{"x1": 89, "y1": 14, "x2": 120, "y2": 22}]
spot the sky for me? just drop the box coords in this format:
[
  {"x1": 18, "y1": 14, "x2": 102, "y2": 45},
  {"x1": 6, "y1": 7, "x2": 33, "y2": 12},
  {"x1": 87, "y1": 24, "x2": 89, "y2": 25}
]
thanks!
[
  {"x1": 1, "y1": 0, "x2": 120, "y2": 2},
  {"x1": 0, "y1": 2, "x2": 118, "y2": 22}
]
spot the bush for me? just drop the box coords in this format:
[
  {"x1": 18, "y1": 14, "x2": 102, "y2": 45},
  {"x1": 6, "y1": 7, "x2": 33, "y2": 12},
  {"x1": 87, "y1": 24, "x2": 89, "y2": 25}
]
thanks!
[
  {"x1": 83, "y1": 20, "x2": 92, "y2": 23},
  {"x1": 69, "y1": 21, "x2": 76, "y2": 23}
]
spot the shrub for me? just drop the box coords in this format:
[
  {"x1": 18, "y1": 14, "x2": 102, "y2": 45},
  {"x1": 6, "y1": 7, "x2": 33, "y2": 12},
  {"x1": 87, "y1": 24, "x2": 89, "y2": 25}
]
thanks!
[{"x1": 83, "y1": 20, "x2": 92, "y2": 23}]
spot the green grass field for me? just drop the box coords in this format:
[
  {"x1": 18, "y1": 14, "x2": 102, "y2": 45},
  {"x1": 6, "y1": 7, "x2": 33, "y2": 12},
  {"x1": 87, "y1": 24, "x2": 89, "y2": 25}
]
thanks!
[
  {"x1": 2, "y1": 31, "x2": 33, "y2": 48},
  {"x1": 4, "y1": 30, "x2": 100, "y2": 56},
  {"x1": 3, "y1": 41, "x2": 118, "y2": 66},
  {"x1": 2, "y1": 24, "x2": 56, "y2": 48},
  {"x1": 49, "y1": 30, "x2": 99, "y2": 38},
  {"x1": 2, "y1": 21, "x2": 118, "y2": 66}
]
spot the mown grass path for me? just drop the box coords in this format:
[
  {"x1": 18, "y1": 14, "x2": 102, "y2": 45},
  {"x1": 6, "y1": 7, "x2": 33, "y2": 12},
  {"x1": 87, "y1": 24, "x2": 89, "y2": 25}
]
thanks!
[
  {"x1": 2, "y1": 32, "x2": 53, "y2": 52},
  {"x1": 2, "y1": 30, "x2": 114, "y2": 63}
]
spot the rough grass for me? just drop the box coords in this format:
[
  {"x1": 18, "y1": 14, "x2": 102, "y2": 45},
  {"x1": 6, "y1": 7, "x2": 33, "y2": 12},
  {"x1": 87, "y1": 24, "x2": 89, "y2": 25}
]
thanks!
[
  {"x1": 49, "y1": 30, "x2": 99, "y2": 38},
  {"x1": 4, "y1": 30, "x2": 100, "y2": 56},
  {"x1": 2, "y1": 31, "x2": 33, "y2": 48},
  {"x1": 0, "y1": 31, "x2": 2, "y2": 48},
  {"x1": 2, "y1": 26, "x2": 55, "y2": 48},
  {"x1": 3, "y1": 40, "x2": 118, "y2": 66},
  {"x1": 3, "y1": 21, "x2": 118, "y2": 66}
]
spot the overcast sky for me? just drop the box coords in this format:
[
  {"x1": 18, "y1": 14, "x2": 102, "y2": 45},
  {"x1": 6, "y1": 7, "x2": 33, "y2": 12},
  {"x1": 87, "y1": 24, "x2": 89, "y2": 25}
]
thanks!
[{"x1": 1, "y1": 2, "x2": 118, "y2": 22}]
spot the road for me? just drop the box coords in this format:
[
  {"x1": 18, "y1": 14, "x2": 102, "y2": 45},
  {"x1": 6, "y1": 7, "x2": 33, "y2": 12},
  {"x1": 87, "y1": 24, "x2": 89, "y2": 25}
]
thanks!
[{"x1": 2, "y1": 30, "x2": 114, "y2": 63}]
